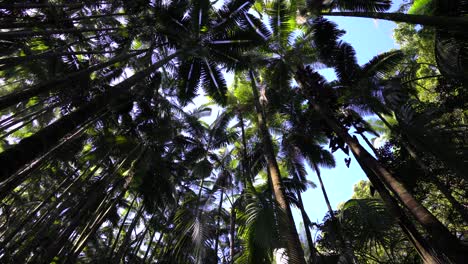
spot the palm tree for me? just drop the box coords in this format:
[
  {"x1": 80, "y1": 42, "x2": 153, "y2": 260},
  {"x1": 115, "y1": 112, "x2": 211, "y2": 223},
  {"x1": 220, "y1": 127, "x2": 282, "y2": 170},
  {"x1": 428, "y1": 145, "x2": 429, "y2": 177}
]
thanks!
[
  {"x1": 232, "y1": 5, "x2": 466, "y2": 259},
  {"x1": 295, "y1": 66, "x2": 467, "y2": 263},
  {"x1": 248, "y1": 70, "x2": 307, "y2": 264},
  {"x1": 0, "y1": 0, "x2": 262, "y2": 192}
]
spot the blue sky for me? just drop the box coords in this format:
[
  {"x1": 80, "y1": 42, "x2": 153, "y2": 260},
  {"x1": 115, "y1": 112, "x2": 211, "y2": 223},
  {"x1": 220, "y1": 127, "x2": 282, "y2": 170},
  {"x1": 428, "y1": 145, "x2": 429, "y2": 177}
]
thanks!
[{"x1": 295, "y1": 1, "x2": 404, "y2": 239}]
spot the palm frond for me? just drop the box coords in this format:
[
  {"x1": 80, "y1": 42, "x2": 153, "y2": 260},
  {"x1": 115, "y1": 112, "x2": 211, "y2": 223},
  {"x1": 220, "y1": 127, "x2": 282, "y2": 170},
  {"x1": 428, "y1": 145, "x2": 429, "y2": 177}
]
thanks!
[
  {"x1": 266, "y1": 0, "x2": 296, "y2": 48},
  {"x1": 333, "y1": 41, "x2": 359, "y2": 85},
  {"x1": 201, "y1": 60, "x2": 228, "y2": 106},
  {"x1": 360, "y1": 50, "x2": 405, "y2": 80}
]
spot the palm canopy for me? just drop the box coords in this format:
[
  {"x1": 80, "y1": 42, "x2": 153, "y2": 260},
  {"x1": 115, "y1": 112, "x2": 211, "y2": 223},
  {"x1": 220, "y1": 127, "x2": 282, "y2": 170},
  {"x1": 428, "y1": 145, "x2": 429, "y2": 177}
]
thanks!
[{"x1": 1, "y1": 0, "x2": 467, "y2": 263}]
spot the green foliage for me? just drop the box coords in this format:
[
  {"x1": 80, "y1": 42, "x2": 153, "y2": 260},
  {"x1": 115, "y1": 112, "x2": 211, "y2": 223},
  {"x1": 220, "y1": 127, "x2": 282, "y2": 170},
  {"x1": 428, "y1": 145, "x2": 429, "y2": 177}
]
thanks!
[
  {"x1": 408, "y1": 0, "x2": 435, "y2": 15},
  {"x1": 0, "y1": 0, "x2": 466, "y2": 263}
]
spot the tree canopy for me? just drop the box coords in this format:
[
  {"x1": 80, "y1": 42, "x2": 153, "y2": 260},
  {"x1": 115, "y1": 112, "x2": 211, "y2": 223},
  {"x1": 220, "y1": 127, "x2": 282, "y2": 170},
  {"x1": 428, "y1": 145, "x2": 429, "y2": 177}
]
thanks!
[{"x1": 0, "y1": 0, "x2": 466, "y2": 263}]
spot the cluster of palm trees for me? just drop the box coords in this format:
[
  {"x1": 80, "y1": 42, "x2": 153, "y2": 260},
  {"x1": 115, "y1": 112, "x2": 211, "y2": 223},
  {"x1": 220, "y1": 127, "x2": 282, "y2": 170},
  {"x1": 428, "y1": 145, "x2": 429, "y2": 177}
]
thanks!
[{"x1": 0, "y1": 0, "x2": 466, "y2": 263}]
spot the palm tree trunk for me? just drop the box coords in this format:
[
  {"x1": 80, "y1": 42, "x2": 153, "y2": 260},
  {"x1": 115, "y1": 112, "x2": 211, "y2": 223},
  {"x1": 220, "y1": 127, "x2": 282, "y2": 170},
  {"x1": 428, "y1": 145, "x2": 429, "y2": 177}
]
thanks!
[
  {"x1": 0, "y1": 112, "x2": 102, "y2": 199},
  {"x1": 309, "y1": 101, "x2": 467, "y2": 263},
  {"x1": 130, "y1": 220, "x2": 151, "y2": 260},
  {"x1": 0, "y1": 3, "x2": 84, "y2": 9},
  {"x1": 238, "y1": 110, "x2": 255, "y2": 189},
  {"x1": 41, "y1": 180, "x2": 111, "y2": 262},
  {"x1": 296, "y1": 190, "x2": 318, "y2": 263},
  {"x1": 353, "y1": 152, "x2": 445, "y2": 264},
  {"x1": 0, "y1": 50, "x2": 146, "y2": 67},
  {"x1": 141, "y1": 227, "x2": 157, "y2": 263},
  {"x1": 312, "y1": 164, "x2": 334, "y2": 215},
  {"x1": 214, "y1": 190, "x2": 224, "y2": 258},
  {"x1": 249, "y1": 70, "x2": 306, "y2": 264},
  {"x1": 149, "y1": 230, "x2": 166, "y2": 262},
  {"x1": 108, "y1": 196, "x2": 138, "y2": 258},
  {"x1": 68, "y1": 153, "x2": 142, "y2": 261},
  {"x1": 0, "y1": 27, "x2": 121, "y2": 39},
  {"x1": 312, "y1": 163, "x2": 357, "y2": 263},
  {"x1": 0, "y1": 169, "x2": 75, "y2": 245},
  {"x1": 321, "y1": 12, "x2": 468, "y2": 28},
  {"x1": 0, "y1": 52, "x2": 178, "y2": 183},
  {"x1": 1, "y1": 162, "x2": 101, "y2": 255},
  {"x1": 113, "y1": 205, "x2": 145, "y2": 262},
  {"x1": 229, "y1": 207, "x2": 236, "y2": 264},
  {"x1": 0, "y1": 50, "x2": 145, "y2": 110}
]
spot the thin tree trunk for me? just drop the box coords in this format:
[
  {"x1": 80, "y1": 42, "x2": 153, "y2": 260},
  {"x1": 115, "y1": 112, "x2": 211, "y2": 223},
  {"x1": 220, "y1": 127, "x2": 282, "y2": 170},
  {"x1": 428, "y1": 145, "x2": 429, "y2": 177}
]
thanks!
[
  {"x1": 130, "y1": 220, "x2": 151, "y2": 260},
  {"x1": 249, "y1": 70, "x2": 306, "y2": 264},
  {"x1": 229, "y1": 207, "x2": 236, "y2": 264},
  {"x1": 322, "y1": 12, "x2": 468, "y2": 28},
  {"x1": 0, "y1": 161, "x2": 101, "y2": 255},
  {"x1": 68, "y1": 150, "x2": 143, "y2": 261},
  {"x1": 238, "y1": 110, "x2": 255, "y2": 189},
  {"x1": 113, "y1": 205, "x2": 145, "y2": 262},
  {"x1": 0, "y1": 50, "x2": 145, "y2": 110},
  {"x1": 0, "y1": 3, "x2": 84, "y2": 9},
  {"x1": 353, "y1": 150, "x2": 445, "y2": 264},
  {"x1": 312, "y1": 163, "x2": 357, "y2": 263},
  {"x1": 108, "y1": 196, "x2": 138, "y2": 258},
  {"x1": 0, "y1": 50, "x2": 146, "y2": 66},
  {"x1": 0, "y1": 168, "x2": 75, "y2": 245},
  {"x1": 141, "y1": 227, "x2": 157, "y2": 263},
  {"x1": 309, "y1": 101, "x2": 466, "y2": 263},
  {"x1": 149, "y1": 230, "x2": 166, "y2": 262},
  {"x1": 296, "y1": 190, "x2": 317, "y2": 263},
  {"x1": 0, "y1": 111, "x2": 104, "y2": 199},
  {"x1": 214, "y1": 190, "x2": 224, "y2": 259},
  {"x1": 0, "y1": 27, "x2": 121, "y2": 39},
  {"x1": 312, "y1": 164, "x2": 334, "y2": 215},
  {"x1": 0, "y1": 52, "x2": 178, "y2": 182},
  {"x1": 39, "y1": 178, "x2": 111, "y2": 262}
]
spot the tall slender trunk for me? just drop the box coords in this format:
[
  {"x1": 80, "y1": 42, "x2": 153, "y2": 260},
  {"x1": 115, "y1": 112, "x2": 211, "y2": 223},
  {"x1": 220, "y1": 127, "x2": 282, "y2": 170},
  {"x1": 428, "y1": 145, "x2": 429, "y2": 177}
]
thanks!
[
  {"x1": 0, "y1": 27, "x2": 121, "y2": 39},
  {"x1": 312, "y1": 164, "x2": 334, "y2": 215},
  {"x1": 68, "y1": 151, "x2": 142, "y2": 261},
  {"x1": 249, "y1": 70, "x2": 306, "y2": 264},
  {"x1": 130, "y1": 220, "x2": 152, "y2": 260},
  {"x1": 141, "y1": 227, "x2": 157, "y2": 263},
  {"x1": 308, "y1": 101, "x2": 466, "y2": 263},
  {"x1": 0, "y1": 168, "x2": 76, "y2": 245},
  {"x1": 312, "y1": 164, "x2": 357, "y2": 263},
  {"x1": 214, "y1": 190, "x2": 224, "y2": 259},
  {"x1": 296, "y1": 190, "x2": 317, "y2": 263},
  {"x1": 0, "y1": 52, "x2": 178, "y2": 182},
  {"x1": 113, "y1": 205, "x2": 145, "y2": 262},
  {"x1": 108, "y1": 196, "x2": 138, "y2": 258},
  {"x1": 0, "y1": 161, "x2": 101, "y2": 256},
  {"x1": 355, "y1": 155, "x2": 445, "y2": 264},
  {"x1": 296, "y1": 65, "x2": 466, "y2": 262},
  {"x1": 0, "y1": 3, "x2": 84, "y2": 9},
  {"x1": 40, "y1": 179, "x2": 111, "y2": 262},
  {"x1": 149, "y1": 230, "x2": 167, "y2": 262},
  {"x1": 229, "y1": 207, "x2": 236, "y2": 264},
  {"x1": 0, "y1": 50, "x2": 145, "y2": 110},
  {"x1": 0, "y1": 50, "x2": 146, "y2": 67},
  {"x1": 0, "y1": 112, "x2": 103, "y2": 199},
  {"x1": 238, "y1": 110, "x2": 255, "y2": 189},
  {"x1": 321, "y1": 12, "x2": 468, "y2": 28}
]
